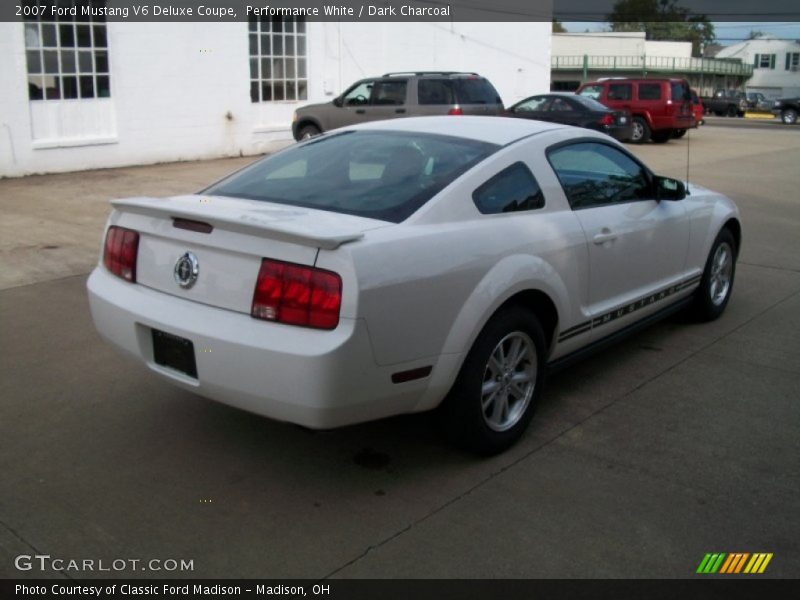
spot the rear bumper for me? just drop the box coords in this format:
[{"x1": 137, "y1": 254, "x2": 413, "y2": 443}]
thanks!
[
  {"x1": 87, "y1": 268, "x2": 433, "y2": 428},
  {"x1": 605, "y1": 123, "x2": 634, "y2": 141}
]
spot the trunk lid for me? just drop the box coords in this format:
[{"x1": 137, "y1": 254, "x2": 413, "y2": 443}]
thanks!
[{"x1": 110, "y1": 194, "x2": 388, "y2": 314}]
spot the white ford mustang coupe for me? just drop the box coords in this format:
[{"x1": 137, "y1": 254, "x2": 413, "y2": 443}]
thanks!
[{"x1": 88, "y1": 117, "x2": 740, "y2": 454}]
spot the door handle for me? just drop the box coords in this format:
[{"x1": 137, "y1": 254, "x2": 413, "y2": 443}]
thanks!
[
  {"x1": 355, "y1": 109, "x2": 366, "y2": 114},
  {"x1": 593, "y1": 229, "x2": 617, "y2": 245},
  {"x1": 395, "y1": 108, "x2": 406, "y2": 114}
]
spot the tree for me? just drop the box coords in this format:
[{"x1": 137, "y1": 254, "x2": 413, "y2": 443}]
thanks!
[
  {"x1": 552, "y1": 19, "x2": 566, "y2": 33},
  {"x1": 747, "y1": 30, "x2": 767, "y2": 40},
  {"x1": 607, "y1": 0, "x2": 715, "y2": 57}
]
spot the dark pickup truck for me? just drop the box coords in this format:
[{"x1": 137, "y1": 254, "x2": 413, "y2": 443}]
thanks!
[{"x1": 702, "y1": 89, "x2": 748, "y2": 117}]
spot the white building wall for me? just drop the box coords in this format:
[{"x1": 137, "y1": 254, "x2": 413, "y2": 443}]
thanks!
[
  {"x1": 553, "y1": 32, "x2": 691, "y2": 60},
  {"x1": 716, "y1": 36, "x2": 800, "y2": 98},
  {"x1": 554, "y1": 32, "x2": 647, "y2": 57},
  {"x1": 0, "y1": 21, "x2": 550, "y2": 178}
]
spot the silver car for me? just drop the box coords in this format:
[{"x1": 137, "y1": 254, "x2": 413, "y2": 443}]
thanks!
[{"x1": 291, "y1": 72, "x2": 504, "y2": 140}]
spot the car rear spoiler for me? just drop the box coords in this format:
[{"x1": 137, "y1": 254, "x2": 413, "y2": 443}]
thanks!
[{"x1": 111, "y1": 197, "x2": 366, "y2": 251}]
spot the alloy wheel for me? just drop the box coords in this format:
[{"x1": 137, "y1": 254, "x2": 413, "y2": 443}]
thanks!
[
  {"x1": 709, "y1": 242, "x2": 733, "y2": 306},
  {"x1": 481, "y1": 332, "x2": 537, "y2": 432}
]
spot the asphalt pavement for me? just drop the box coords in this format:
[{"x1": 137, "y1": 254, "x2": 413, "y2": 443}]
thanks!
[{"x1": 1, "y1": 122, "x2": 798, "y2": 579}]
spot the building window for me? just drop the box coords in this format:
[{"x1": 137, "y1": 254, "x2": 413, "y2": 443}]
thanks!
[
  {"x1": 787, "y1": 52, "x2": 800, "y2": 71},
  {"x1": 24, "y1": 1, "x2": 110, "y2": 101},
  {"x1": 249, "y1": 17, "x2": 307, "y2": 102},
  {"x1": 754, "y1": 53, "x2": 776, "y2": 69}
]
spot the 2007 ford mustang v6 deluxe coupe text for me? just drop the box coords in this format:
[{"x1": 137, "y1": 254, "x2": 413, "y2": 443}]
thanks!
[{"x1": 88, "y1": 117, "x2": 740, "y2": 454}]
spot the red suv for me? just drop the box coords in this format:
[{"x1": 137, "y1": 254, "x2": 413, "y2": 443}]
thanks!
[{"x1": 576, "y1": 78, "x2": 695, "y2": 143}]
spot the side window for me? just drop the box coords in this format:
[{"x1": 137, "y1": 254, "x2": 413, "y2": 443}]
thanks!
[
  {"x1": 638, "y1": 83, "x2": 662, "y2": 100},
  {"x1": 513, "y1": 96, "x2": 550, "y2": 112},
  {"x1": 670, "y1": 82, "x2": 689, "y2": 101},
  {"x1": 472, "y1": 162, "x2": 545, "y2": 215},
  {"x1": 549, "y1": 98, "x2": 575, "y2": 112},
  {"x1": 579, "y1": 85, "x2": 604, "y2": 100},
  {"x1": 418, "y1": 79, "x2": 455, "y2": 105},
  {"x1": 547, "y1": 142, "x2": 652, "y2": 210},
  {"x1": 370, "y1": 80, "x2": 407, "y2": 106},
  {"x1": 453, "y1": 78, "x2": 502, "y2": 105},
  {"x1": 607, "y1": 84, "x2": 632, "y2": 101},
  {"x1": 343, "y1": 81, "x2": 373, "y2": 106}
]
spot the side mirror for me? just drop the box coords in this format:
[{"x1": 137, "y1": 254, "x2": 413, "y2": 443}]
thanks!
[
  {"x1": 332, "y1": 96, "x2": 343, "y2": 108},
  {"x1": 655, "y1": 176, "x2": 686, "y2": 201}
]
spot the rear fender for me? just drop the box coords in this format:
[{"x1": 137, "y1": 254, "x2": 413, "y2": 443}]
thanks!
[{"x1": 413, "y1": 254, "x2": 568, "y2": 412}]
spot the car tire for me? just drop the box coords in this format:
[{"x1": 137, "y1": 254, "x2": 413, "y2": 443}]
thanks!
[
  {"x1": 726, "y1": 105, "x2": 738, "y2": 117},
  {"x1": 651, "y1": 130, "x2": 672, "y2": 144},
  {"x1": 630, "y1": 117, "x2": 651, "y2": 144},
  {"x1": 673, "y1": 129, "x2": 687, "y2": 138},
  {"x1": 692, "y1": 228, "x2": 737, "y2": 322},
  {"x1": 781, "y1": 109, "x2": 798, "y2": 124},
  {"x1": 297, "y1": 124, "x2": 321, "y2": 140},
  {"x1": 438, "y1": 307, "x2": 546, "y2": 455}
]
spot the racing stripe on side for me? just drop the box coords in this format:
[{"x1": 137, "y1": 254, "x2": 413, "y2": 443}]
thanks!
[{"x1": 557, "y1": 274, "x2": 702, "y2": 344}]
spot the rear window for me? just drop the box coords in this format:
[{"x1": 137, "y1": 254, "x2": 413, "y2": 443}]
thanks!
[
  {"x1": 204, "y1": 131, "x2": 499, "y2": 223},
  {"x1": 638, "y1": 83, "x2": 662, "y2": 100},
  {"x1": 452, "y1": 78, "x2": 502, "y2": 105}
]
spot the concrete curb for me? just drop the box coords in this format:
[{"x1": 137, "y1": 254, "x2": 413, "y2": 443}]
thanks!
[{"x1": 745, "y1": 112, "x2": 776, "y2": 120}]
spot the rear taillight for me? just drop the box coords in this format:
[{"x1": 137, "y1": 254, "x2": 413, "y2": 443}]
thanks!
[
  {"x1": 599, "y1": 114, "x2": 615, "y2": 126},
  {"x1": 103, "y1": 226, "x2": 139, "y2": 282},
  {"x1": 251, "y1": 258, "x2": 342, "y2": 330},
  {"x1": 448, "y1": 106, "x2": 463, "y2": 116}
]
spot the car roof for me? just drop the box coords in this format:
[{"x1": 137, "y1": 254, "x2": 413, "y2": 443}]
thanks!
[
  {"x1": 522, "y1": 92, "x2": 576, "y2": 97},
  {"x1": 344, "y1": 116, "x2": 567, "y2": 146},
  {"x1": 381, "y1": 71, "x2": 481, "y2": 78},
  {"x1": 584, "y1": 78, "x2": 686, "y2": 84}
]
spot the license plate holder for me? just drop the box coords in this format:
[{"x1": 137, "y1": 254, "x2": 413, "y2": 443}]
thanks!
[{"x1": 152, "y1": 329, "x2": 198, "y2": 378}]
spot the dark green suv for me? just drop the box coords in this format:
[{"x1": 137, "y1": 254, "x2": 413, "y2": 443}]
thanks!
[{"x1": 292, "y1": 72, "x2": 504, "y2": 140}]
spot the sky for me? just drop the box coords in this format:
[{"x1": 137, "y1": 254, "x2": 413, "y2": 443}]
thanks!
[{"x1": 563, "y1": 22, "x2": 800, "y2": 45}]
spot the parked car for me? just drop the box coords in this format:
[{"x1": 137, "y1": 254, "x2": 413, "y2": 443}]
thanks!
[
  {"x1": 504, "y1": 93, "x2": 633, "y2": 141},
  {"x1": 291, "y1": 72, "x2": 504, "y2": 140},
  {"x1": 771, "y1": 97, "x2": 799, "y2": 124},
  {"x1": 576, "y1": 78, "x2": 694, "y2": 143},
  {"x1": 702, "y1": 89, "x2": 748, "y2": 117},
  {"x1": 88, "y1": 117, "x2": 741, "y2": 455}
]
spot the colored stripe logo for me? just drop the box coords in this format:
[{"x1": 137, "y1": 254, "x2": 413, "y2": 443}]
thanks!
[{"x1": 697, "y1": 553, "x2": 773, "y2": 574}]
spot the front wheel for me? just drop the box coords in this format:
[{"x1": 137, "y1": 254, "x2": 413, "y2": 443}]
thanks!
[
  {"x1": 693, "y1": 229, "x2": 737, "y2": 321},
  {"x1": 782, "y1": 109, "x2": 798, "y2": 124},
  {"x1": 439, "y1": 308, "x2": 546, "y2": 455},
  {"x1": 297, "y1": 124, "x2": 321, "y2": 140},
  {"x1": 673, "y1": 129, "x2": 687, "y2": 138}
]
